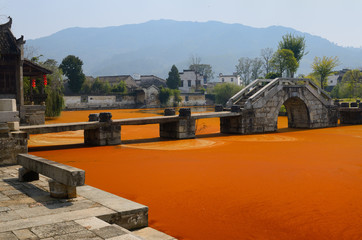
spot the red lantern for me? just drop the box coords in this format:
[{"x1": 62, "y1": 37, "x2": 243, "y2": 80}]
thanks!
[
  {"x1": 31, "y1": 78, "x2": 36, "y2": 88},
  {"x1": 43, "y1": 75, "x2": 47, "y2": 86}
]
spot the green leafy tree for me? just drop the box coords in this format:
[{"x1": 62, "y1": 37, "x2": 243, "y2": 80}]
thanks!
[
  {"x1": 166, "y1": 65, "x2": 181, "y2": 89},
  {"x1": 342, "y1": 69, "x2": 362, "y2": 98},
  {"x1": 80, "y1": 78, "x2": 92, "y2": 94},
  {"x1": 270, "y1": 49, "x2": 298, "y2": 77},
  {"x1": 111, "y1": 80, "x2": 127, "y2": 94},
  {"x1": 172, "y1": 89, "x2": 182, "y2": 106},
  {"x1": 159, "y1": 87, "x2": 173, "y2": 105},
  {"x1": 212, "y1": 83, "x2": 243, "y2": 105},
  {"x1": 265, "y1": 72, "x2": 280, "y2": 79},
  {"x1": 278, "y1": 34, "x2": 307, "y2": 76},
  {"x1": 278, "y1": 33, "x2": 307, "y2": 63},
  {"x1": 59, "y1": 55, "x2": 86, "y2": 93},
  {"x1": 89, "y1": 78, "x2": 111, "y2": 95},
  {"x1": 311, "y1": 56, "x2": 339, "y2": 90},
  {"x1": 42, "y1": 59, "x2": 64, "y2": 117}
]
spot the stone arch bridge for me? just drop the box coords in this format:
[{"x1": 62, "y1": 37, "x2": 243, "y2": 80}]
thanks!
[{"x1": 222, "y1": 78, "x2": 338, "y2": 134}]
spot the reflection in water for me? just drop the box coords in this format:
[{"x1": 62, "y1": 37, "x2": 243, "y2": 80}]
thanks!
[{"x1": 30, "y1": 108, "x2": 362, "y2": 240}]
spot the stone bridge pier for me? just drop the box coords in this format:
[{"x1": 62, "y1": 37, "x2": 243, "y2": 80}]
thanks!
[
  {"x1": 84, "y1": 108, "x2": 197, "y2": 146},
  {"x1": 84, "y1": 113, "x2": 121, "y2": 146},
  {"x1": 221, "y1": 78, "x2": 338, "y2": 134},
  {"x1": 159, "y1": 108, "x2": 196, "y2": 139}
]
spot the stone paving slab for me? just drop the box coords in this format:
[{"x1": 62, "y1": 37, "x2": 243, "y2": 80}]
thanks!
[{"x1": 0, "y1": 165, "x2": 176, "y2": 240}]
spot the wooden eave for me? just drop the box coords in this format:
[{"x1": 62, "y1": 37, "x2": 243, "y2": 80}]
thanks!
[{"x1": 23, "y1": 59, "x2": 52, "y2": 77}]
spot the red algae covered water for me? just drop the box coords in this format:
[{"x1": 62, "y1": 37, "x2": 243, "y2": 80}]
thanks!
[{"x1": 30, "y1": 109, "x2": 362, "y2": 240}]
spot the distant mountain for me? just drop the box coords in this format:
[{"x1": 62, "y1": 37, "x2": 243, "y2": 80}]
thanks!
[{"x1": 27, "y1": 19, "x2": 362, "y2": 79}]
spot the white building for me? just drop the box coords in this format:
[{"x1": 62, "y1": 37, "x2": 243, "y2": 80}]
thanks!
[
  {"x1": 179, "y1": 70, "x2": 204, "y2": 93},
  {"x1": 218, "y1": 73, "x2": 241, "y2": 85},
  {"x1": 327, "y1": 75, "x2": 339, "y2": 87}
]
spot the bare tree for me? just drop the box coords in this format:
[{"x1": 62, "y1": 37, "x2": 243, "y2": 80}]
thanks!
[
  {"x1": 235, "y1": 57, "x2": 252, "y2": 85},
  {"x1": 189, "y1": 54, "x2": 214, "y2": 83},
  {"x1": 24, "y1": 45, "x2": 39, "y2": 60},
  {"x1": 236, "y1": 57, "x2": 264, "y2": 85},
  {"x1": 251, "y1": 58, "x2": 264, "y2": 80},
  {"x1": 190, "y1": 54, "x2": 202, "y2": 66},
  {"x1": 260, "y1": 48, "x2": 274, "y2": 75}
]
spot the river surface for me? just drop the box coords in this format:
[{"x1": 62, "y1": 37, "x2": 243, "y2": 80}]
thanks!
[{"x1": 29, "y1": 108, "x2": 362, "y2": 240}]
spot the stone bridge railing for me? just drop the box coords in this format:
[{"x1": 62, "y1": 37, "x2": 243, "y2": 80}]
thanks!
[
  {"x1": 244, "y1": 78, "x2": 333, "y2": 109},
  {"x1": 226, "y1": 79, "x2": 271, "y2": 107}
]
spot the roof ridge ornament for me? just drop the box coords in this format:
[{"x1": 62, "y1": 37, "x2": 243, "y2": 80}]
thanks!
[{"x1": 0, "y1": 16, "x2": 12, "y2": 29}]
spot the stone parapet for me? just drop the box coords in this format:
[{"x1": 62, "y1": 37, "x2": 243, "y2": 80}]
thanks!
[
  {"x1": 339, "y1": 108, "x2": 362, "y2": 124},
  {"x1": 20, "y1": 105, "x2": 46, "y2": 125}
]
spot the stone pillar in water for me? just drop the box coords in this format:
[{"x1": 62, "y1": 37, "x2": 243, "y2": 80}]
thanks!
[
  {"x1": 84, "y1": 112, "x2": 121, "y2": 146},
  {"x1": 159, "y1": 108, "x2": 196, "y2": 139}
]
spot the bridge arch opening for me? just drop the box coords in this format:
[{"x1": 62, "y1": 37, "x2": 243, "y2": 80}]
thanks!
[{"x1": 278, "y1": 97, "x2": 310, "y2": 129}]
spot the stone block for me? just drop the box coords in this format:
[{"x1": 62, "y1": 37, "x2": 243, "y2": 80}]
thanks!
[
  {"x1": 91, "y1": 225, "x2": 127, "y2": 239},
  {"x1": 88, "y1": 113, "x2": 99, "y2": 121},
  {"x1": 0, "y1": 99, "x2": 16, "y2": 111},
  {"x1": 215, "y1": 105, "x2": 224, "y2": 112},
  {"x1": 7, "y1": 121, "x2": 19, "y2": 131},
  {"x1": 49, "y1": 179, "x2": 77, "y2": 199},
  {"x1": 350, "y1": 102, "x2": 358, "y2": 108},
  {"x1": 0, "y1": 122, "x2": 10, "y2": 134},
  {"x1": 340, "y1": 102, "x2": 349, "y2": 108},
  {"x1": 160, "y1": 118, "x2": 195, "y2": 139},
  {"x1": 231, "y1": 105, "x2": 241, "y2": 112},
  {"x1": 99, "y1": 112, "x2": 112, "y2": 122},
  {"x1": 179, "y1": 108, "x2": 191, "y2": 117},
  {"x1": 0, "y1": 111, "x2": 19, "y2": 123},
  {"x1": 13, "y1": 228, "x2": 39, "y2": 239},
  {"x1": 133, "y1": 227, "x2": 176, "y2": 240},
  {"x1": 0, "y1": 232, "x2": 18, "y2": 240},
  {"x1": 84, "y1": 125, "x2": 121, "y2": 146}
]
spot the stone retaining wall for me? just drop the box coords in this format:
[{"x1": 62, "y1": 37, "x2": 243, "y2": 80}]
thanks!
[{"x1": 0, "y1": 99, "x2": 28, "y2": 165}]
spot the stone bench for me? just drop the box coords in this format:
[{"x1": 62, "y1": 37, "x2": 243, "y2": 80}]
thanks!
[{"x1": 17, "y1": 154, "x2": 85, "y2": 198}]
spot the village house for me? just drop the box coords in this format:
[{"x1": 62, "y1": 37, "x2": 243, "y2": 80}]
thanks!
[
  {"x1": 179, "y1": 70, "x2": 204, "y2": 93},
  {"x1": 325, "y1": 69, "x2": 362, "y2": 91},
  {"x1": 218, "y1": 73, "x2": 242, "y2": 85}
]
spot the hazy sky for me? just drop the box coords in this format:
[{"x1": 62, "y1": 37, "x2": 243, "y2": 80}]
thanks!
[{"x1": 1, "y1": 0, "x2": 361, "y2": 48}]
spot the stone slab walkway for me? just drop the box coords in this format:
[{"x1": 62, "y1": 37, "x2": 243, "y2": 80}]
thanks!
[{"x1": 0, "y1": 165, "x2": 175, "y2": 240}]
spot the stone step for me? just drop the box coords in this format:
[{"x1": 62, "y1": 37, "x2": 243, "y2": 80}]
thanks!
[
  {"x1": 77, "y1": 185, "x2": 148, "y2": 230},
  {"x1": 133, "y1": 227, "x2": 177, "y2": 240}
]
